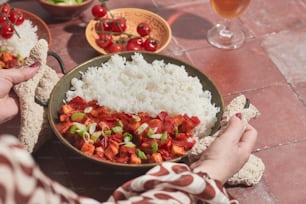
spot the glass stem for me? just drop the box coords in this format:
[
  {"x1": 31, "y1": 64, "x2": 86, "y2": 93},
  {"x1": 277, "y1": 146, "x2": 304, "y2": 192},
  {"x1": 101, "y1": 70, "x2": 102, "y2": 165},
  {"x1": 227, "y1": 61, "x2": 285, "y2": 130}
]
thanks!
[{"x1": 219, "y1": 19, "x2": 233, "y2": 41}]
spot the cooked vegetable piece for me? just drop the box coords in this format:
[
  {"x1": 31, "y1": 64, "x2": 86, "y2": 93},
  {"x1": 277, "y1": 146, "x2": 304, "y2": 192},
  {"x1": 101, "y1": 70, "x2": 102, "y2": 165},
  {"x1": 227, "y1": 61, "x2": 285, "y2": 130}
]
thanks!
[
  {"x1": 152, "y1": 141, "x2": 158, "y2": 153},
  {"x1": 130, "y1": 153, "x2": 141, "y2": 164},
  {"x1": 80, "y1": 143, "x2": 95, "y2": 156},
  {"x1": 171, "y1": 145, "x2": 185, "y2": 156},
  {"x1": 136, "y1": 149, "x2": 147, "y2": 160},
  {"x1": 151, "y1": 152, "x2": 163, "y2": 163},
  {"x1": 112, "y1": 126, "x2": 123, "y2": 133},
  {"x1": 71, "y1": 112, "x2": 85, "y2": 122},
  {"x1": 104, "y1": 140, "x2": 119, "y2": 160},
  {"x1": 91, "y1": 131, "x2": 102, "y2": 141},
  {"x1": 61, "y1": 104, "x2": 74, "y2": 114}
]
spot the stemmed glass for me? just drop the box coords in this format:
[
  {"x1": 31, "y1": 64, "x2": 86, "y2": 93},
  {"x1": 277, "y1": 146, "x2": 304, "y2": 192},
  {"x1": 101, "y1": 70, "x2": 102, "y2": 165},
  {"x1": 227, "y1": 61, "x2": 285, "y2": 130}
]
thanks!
[{"x1": 207, "y1": 0, "x2": 250, "y2": 49}]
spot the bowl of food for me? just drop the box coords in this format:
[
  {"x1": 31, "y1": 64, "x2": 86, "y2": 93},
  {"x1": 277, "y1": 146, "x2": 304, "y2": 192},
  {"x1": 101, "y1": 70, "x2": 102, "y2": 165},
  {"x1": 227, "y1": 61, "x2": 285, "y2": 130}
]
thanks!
[
  {"x1": 38, "y1": 0, "x2": 94, "y2": 19},
  {"x1": 0, "y1": 4, "x2": 51, "y2": 69},
  {"x1": 85, "y1": 8, "x2": 172, "y2": 54},
  {"x1": 48, "y1": 52, "x2": 223, "y2": 170}
]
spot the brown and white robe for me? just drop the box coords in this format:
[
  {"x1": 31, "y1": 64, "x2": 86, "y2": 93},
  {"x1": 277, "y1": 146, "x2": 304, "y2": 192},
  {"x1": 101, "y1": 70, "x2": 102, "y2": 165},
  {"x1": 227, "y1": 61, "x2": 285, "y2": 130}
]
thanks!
[{"x1": 0, "y1": 135, "x2": 237, "y2": 204}]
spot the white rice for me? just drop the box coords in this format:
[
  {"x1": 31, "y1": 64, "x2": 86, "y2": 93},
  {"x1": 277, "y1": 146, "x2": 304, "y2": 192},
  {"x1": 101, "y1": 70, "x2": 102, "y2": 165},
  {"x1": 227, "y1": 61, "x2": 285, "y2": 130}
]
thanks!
[
  {"x1": 66, "y1": 53, "x2": 220, "y2": 136},
  {"x1": 0, "y1": 19, "x2": 38, "y2": 59}
]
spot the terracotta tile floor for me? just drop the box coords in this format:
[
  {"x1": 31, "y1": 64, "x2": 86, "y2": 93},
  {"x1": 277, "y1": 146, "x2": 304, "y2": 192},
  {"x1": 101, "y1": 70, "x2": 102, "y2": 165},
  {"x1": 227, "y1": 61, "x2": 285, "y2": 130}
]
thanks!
[{"x1": 2, "y1": 0, "x2": 306, "y2": 203}]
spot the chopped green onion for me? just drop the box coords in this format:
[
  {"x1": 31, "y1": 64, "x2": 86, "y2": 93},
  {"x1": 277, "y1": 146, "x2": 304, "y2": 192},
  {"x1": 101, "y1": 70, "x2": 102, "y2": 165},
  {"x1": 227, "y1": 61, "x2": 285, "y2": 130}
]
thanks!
[
  {"x1": 103, "y1": 129, "x2": 112, "y2": 136},
  {"x1": 69, "y1": 122, "x2": 87, "y2": 137},
  {"x1": 84, "y1": 106, "x2": 93, "y2": 113},
  {"x1": 117, "y1": 120, "x2": 123, "y2": 127},
  {"x1": 124, "y1": 142, "x2": 136, "y2": 148},
  {"x1": 123, "y1": 132, "x2": 133, "y2": 142},
  {"x1": 149, "y1": 134, "x2": 162, "y2": 139},
  {"x1": 136, "y1": 149, "x2": 147, "y2": 160},
  {"x1": 76, "y1": 129, "x2": 87, "y2": 137},
  {"x1": 132, "y1": 115, "x2": 141, "y2": 122},
  {"x1": 70, "y1": 112, "x2": 85, "y2": 121},
  {"x1": 174, "y1": 126, "x2": 178, "y2": 137},
  {"x1": 83, "y1": 132, "x2": 90, "y2": 141},
  {"x1": 69, "y1": 124, "x2": 77, "y2": 134},
  {"x1": 161, "y1": 132, "x2": 167, "y2": 143},
  {"x1": 112, "y1": 126, "x2": 123, "y2": 133},
  {"x1": 88, "y1": 123, "x2": 97, "y2": 134},
  {"x1": 136, "y1": 123, "x2": 148, "y2": 134},
  {"x1": 147, "y1": 128, "x2": 154, "y2": 137},
  {"x1": 74, "y1": 122, "x2": 86, "y2": 128},
  {"x1": 91, "y1": 131, "x2": 102, "y2": 142},
  {"x1": 152, "y1": 142, "x2": 158, "y2": 153}
]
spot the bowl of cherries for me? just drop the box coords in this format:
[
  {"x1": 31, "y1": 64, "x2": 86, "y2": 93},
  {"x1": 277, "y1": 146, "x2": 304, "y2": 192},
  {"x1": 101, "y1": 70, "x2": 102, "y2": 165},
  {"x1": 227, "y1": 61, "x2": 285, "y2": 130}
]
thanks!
[{"x1": 85, "y1": 2, "x2": 172, "y2": 54}]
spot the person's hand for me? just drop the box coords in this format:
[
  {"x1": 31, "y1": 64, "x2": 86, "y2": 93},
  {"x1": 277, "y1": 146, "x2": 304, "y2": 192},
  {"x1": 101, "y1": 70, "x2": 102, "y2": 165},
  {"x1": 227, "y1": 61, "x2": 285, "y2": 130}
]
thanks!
[
  {"x1": 0, "y1": 62, "x2": 40, "y2": 124},
  {"x1": 190, "y1": 114, "x2": 257, "y2": 184}
]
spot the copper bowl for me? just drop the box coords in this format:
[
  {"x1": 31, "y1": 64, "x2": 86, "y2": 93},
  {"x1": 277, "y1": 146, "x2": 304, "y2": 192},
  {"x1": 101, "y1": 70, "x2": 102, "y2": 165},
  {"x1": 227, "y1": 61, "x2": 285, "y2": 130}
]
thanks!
[
  {"x1": 85, "y1": 8, "x2": 172, "y2": 54},
  {"x1": 38, "y1": 0, "x2": 94, "y2": 20},
  {"x1": 48, "y1": 52, "x2": 223, "y2": 170}
]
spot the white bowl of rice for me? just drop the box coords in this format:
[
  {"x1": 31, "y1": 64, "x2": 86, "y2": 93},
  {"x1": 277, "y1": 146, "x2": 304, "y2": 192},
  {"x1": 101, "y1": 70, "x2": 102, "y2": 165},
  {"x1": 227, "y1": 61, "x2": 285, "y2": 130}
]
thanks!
[{"x1": 48, "y1": 52, "x2": 224, "y2": 169}]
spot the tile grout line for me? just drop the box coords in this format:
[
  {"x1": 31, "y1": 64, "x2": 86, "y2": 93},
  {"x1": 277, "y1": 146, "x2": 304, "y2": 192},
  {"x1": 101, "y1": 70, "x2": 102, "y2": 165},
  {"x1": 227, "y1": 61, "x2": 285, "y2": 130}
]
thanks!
[{"x1": 253, "y1": 137, "x2": 306, "y2": 153}]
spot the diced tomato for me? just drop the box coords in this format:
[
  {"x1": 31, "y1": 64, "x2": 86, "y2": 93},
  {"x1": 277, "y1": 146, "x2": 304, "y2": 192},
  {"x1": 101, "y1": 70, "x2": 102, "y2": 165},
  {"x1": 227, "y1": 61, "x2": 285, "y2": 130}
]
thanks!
[
  {"x1": 158, "y1": 136, "x2": 172, "y2": 150},
  {"x1": 61, "y1": 104, "x2": 74, "y2": 114},
  {"x1": 94, "y1": 106, "x2": 112, "y2": 118},
  {"x1": 157, "y1": 111, "x2": 168, "y2": 120},
  {"x1": 119, "y1": 145, "x2": 135, "y2": 156},
  {"x1": 151, "y1": 152, "x2": 163, "y2": 163},
  {"x1": 112, "y1": 112, "x2": 129, "y2": 123},
  {"x1": 190, "y1": 116, "x2": 201, "y2": 125},
  {"x1": 87, "y1": 100, "x2": 98, "y2": 106},
  {"x1": 172, "y1": 134, "x2": 196, "y2": 150},
  {"x1": 110, "y1": 133, "x2": 123, "y2": 143},
  {"x1": 94, "y1": 146, "x2": 104, "y2": 158},
  {"x1": 59, "y1": 114, "x2": 69, "y2": 122},
  {"x1": 104, "y1": 140, "x2": 120, "y2": 160},
  {"x1": 56, "y1": 121, "x2": 72, "y2": 134},
  {"x1": 175, "y1": 133, "x2": 188, "y2": 141},
  {"x1": 137, "y1": 112, "x2": 150, "y2": 121},
  {"x1": 147, "y1": 119, "x2": 163, "y2": 133},
  {"x1": 126, "y1": 121, "x2": 140, "y2": 132},
  {"x1": 179, "y1": 115, "x2": 200, "y2": 133},
  {"x1": 80, "y1": 143, "x2": 95, "y2": 156},
  {"x1": 140, "y1": 141, "x2": 151, "y2": 151},
  {"x1": 163, "y1": 117, "x2": 175, "y2": 135},
  {"x1": 68, "y1": 96, "x2": 86, "y2": 105},
  {"x1": 130, "y1": 153, "x2": 142, "y2": 164},
  {"x1": 67, "y1": 96, "x2": 88, "y2": 111},
  {"x1": 171, "y1": 144, "x2": 185, "y2": 156},
  {"x1": 172, "y1": 115, "x2": 185, "y2": 126}
]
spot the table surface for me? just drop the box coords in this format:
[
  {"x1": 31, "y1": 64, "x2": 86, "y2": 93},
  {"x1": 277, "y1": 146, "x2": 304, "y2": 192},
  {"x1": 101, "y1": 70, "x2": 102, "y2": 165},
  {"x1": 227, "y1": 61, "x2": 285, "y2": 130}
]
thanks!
[{"x1": 1, "y1": 0, "x2": 306, "y2": 203}]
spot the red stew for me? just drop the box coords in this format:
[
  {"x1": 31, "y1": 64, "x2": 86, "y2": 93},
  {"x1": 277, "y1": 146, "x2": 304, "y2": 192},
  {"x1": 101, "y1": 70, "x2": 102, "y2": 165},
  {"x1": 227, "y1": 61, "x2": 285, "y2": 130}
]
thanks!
[
  {"x1": 56, "y1": 96, "x2": 201, "y2": 164},
  {"x1": 0, "y1": 51, "x2": 22, "y2": 69}
]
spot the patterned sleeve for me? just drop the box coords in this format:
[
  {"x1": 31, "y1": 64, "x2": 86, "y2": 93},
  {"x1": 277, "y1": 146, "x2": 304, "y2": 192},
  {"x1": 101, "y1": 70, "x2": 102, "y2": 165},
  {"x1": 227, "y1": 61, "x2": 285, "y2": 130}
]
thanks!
[
  {"x1": 105, "y1": 162, "x2": 236, "y2": 204},
  {"x1": 0, "y1": 135, "x2": 237, "y2": 204}
]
